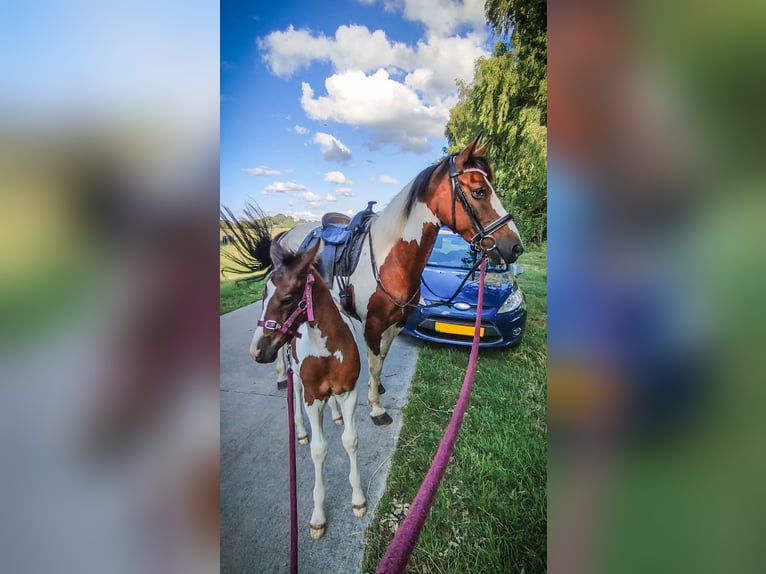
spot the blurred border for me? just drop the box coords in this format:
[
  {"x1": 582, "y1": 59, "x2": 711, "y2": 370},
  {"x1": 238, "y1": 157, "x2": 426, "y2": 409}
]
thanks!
[
  {"x1": 0, "y1": 2, "x2": 220, "y2": 573},
  {"x1": 548, "y1": 1, "x2": 766, "y2": 572}
]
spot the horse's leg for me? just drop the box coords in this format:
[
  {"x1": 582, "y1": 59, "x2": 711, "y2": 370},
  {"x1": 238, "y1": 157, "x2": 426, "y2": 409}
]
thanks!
[
  {"x1": 294, "y1": 377, "x2": 309, "y2": 445},
  {"x1": 337, "y1": 388, "x2": 366, "y2": 516},
  {"x1": 366, "y1": 325, "x2": 399, "y2": 426},
  {"x1": 329, "y1": 395, "x2": 343, "y2": 426},
  {"x1": 276, "y1": 346, "x2": 288, "y2": 390},
  {"x1": 305, "y1": 399, "x2": 328, "y2": 539}
]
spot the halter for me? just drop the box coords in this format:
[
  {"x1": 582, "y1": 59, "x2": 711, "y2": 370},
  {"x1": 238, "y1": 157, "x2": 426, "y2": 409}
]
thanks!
[
  {"x1": 448, "y1": 154, "x2": 513, "y2": 252},
  {"x1": 257, "y1": 273, "x2": 315, "y2": 340}
]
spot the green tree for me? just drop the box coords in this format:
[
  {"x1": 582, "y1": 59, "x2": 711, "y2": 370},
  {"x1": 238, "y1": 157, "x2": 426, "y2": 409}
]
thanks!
[{"x1": 446, "y1": 46, "x2": 547, "y2": 243}]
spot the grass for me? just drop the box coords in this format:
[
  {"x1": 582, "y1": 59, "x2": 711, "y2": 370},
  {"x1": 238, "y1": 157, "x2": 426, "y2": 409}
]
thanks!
[
  {"x1": 362, "y1": 243, "x2": 547, "y2": 573},
  {"x1": 219, "y1": 227, "x2": 293, "y2": 315}
]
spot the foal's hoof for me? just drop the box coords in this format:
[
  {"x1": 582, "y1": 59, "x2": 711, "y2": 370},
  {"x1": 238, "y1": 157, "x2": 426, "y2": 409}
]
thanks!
[
  {"x1": 353, "y1": 503, "x2": 367, "y2": 517},
  {"x1": 276, "y1": 380, "x2": 288, "y2": 391},
  {"x1": 310, "y1": 524, "x2": 326, "y2": 540},
  {"x1": 378, "y1": 383, "x2": 386, "y2": 395},
  {"x1": 333, "y1": 416, "x2": 344, "y2": 426},
  {"x1": 298, "y1": 435, "x2": 309, "y2": 445},
  {"x1": 371, "y1": 412, "x2": 393, "y2": 426}
]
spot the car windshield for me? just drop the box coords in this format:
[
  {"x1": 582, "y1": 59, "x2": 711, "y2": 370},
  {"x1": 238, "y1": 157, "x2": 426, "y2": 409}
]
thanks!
[{"x1": 427, "y1": 234, "x2": 509, "y2": 272}]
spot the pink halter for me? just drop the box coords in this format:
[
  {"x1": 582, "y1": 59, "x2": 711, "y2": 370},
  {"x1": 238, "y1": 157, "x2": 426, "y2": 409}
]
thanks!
[{"x1": 257, "y1": 273, "x2": 315, "y2": 340}]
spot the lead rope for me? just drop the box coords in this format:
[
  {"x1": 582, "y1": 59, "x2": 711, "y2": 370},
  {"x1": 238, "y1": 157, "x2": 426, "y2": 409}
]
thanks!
[
  {"x1": 375, "y1": 256, "x2": 488, "y2": 574},
  {"x1": 285, "y1": 345, "x2": 298, "y2": 574}
]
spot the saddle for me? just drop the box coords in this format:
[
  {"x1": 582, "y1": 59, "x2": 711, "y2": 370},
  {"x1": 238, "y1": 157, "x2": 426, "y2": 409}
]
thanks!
[{"x1": 299, "y1": 201, "x2": 377, "y2": 315}]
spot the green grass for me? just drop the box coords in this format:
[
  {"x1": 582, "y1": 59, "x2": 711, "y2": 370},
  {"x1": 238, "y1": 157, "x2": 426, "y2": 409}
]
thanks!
[
  {"x1": 362, "y1": 243, "x2": 547, "y2": 574},
  {"x1": 220, "y1": 277, "x2": 267, "y2": 315}
]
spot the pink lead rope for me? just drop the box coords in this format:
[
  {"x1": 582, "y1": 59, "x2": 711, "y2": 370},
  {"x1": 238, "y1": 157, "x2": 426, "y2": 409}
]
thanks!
[
  {"x1": 376, "y1": 256, "x2": 488, "y2": 574},
  {"x1": 286, "y1": 350, "x2": 298, "y2": 574}
]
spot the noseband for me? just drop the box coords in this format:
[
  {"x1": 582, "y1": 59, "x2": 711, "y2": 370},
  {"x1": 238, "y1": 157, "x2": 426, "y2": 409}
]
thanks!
[
  {"x1": 257, "y1": 273, "x2": 315, "y2": 340},
  {"x1": 448, "y1": 154, "x2": 512, "y2": 252}
]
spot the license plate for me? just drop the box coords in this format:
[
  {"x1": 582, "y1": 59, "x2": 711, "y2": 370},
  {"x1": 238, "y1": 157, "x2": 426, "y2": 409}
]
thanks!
[{"x1": 434, "y1": 322, "x2": 484, "y2": 337}]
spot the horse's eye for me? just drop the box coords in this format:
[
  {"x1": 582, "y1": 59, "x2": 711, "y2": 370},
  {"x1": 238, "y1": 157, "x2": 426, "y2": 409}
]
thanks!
[
  {"x1": 280, "y1": 296, "x2": 293, "y2": 306},
  {"x1": 471, "y1": 187, "x2": 487, "y2": 199}
]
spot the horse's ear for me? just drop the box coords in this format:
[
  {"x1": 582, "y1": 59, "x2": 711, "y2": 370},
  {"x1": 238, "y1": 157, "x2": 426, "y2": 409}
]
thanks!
[
  {"x1": 270, "y1": 241, "x2": 286, "y2": 267},
  {"x1": 456, "y1": 133, "x2": 483, "y2": 166},
  {"x1": 474, "y1": 137, "x2": 490, "y2": 157},
  {"x1": 300, "y1": 240, "x2": 323, "y2": 271}
]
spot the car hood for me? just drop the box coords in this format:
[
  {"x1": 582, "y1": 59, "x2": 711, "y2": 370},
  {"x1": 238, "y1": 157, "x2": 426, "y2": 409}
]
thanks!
[{"x1": 420, "y1": 266, "x2": 514, "y2": 308}]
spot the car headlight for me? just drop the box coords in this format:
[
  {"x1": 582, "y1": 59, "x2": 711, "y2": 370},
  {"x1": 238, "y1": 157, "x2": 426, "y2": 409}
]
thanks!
[{"x1": 498, "y1": 289, "x2": 524, "y2": 313}]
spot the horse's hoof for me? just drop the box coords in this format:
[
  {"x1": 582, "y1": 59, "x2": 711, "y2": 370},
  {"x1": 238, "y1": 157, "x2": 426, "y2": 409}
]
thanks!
[
  {"x1": 353, "y1": 503, "x2": 367, "y2": 517},
  {"x1": 378, "y1": 383, "x2": 386, "y2": 395},
  {"x1": 333, "y1": 416, "x2": 344, "y2": 426},
  {"x1": 276, "y1": 380, "x2": 288, "y2": 391},
  {"x1": 298, "y1": 436, "x2": 309, "y2": 445},
  {"x1": 371, "y1": 412, "x2": 393, "y2": 426},
  {"x1": 310, "y1": 524, "x2": 326, "y2": 540}
]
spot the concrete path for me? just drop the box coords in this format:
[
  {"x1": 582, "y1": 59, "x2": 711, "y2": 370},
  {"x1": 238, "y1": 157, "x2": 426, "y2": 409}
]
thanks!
[{"x1": 221, "y1": 301, "x2": 421, "y2": 574}]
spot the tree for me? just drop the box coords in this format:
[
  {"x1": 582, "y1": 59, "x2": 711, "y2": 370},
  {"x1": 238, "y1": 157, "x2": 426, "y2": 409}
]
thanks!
[{"x1": 446, "y1": 45, "x2": 547, "y2": 243}]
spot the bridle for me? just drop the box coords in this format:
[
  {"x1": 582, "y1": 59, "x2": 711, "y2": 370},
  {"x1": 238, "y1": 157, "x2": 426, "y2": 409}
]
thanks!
[
  {"x1": 448, "y1": 154, "x2": 513, "y2": 253},
  {"x1": 257, "y1": 273, "x2": 315, "y2": 340}
]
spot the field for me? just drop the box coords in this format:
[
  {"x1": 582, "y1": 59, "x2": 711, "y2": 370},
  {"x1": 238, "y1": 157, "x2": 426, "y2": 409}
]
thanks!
[{"x1": 361, "y1": 243, "x2": 547, "y2": 573}]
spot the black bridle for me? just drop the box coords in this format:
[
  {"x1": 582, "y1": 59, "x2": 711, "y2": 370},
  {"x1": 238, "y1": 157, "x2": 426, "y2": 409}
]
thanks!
[{"x1": 448, "y1": 154, "x2": 513, "y2": 253}]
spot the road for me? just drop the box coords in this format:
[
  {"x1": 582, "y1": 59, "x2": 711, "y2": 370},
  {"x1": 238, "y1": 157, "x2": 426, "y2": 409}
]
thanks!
[{"x1": 221, "y1": 301, "x2": 420, "y2": 573}]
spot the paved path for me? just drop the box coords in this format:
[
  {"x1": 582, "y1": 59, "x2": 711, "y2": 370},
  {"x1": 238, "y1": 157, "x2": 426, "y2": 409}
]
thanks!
[{"x1": 221, "y1": 301, "x2": 421, "y2": 574}]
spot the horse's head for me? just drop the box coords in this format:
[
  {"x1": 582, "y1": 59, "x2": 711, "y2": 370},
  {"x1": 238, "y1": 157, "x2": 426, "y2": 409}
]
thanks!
[
  {"x1": 430, "y1": 135, "x2": 524, "y2": 264},
  {"x1": 249, "y1": 241, "x2": 321, "y2": 364}
]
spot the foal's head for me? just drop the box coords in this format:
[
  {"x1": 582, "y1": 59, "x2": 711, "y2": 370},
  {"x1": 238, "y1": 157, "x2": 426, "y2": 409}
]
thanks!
[{"x1": 250, "y1": 241, "x2": 321, "y2": 364}]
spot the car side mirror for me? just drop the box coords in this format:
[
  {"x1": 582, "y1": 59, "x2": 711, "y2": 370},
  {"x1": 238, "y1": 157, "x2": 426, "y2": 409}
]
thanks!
[{"x1": 511, "y1": 263, "x2": 524, "y2": 276}]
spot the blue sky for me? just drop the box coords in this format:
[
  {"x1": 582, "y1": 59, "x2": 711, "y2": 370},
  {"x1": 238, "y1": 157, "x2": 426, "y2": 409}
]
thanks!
[{"x1": 221, "y1": 0, "x2": 495, "y2": 221}]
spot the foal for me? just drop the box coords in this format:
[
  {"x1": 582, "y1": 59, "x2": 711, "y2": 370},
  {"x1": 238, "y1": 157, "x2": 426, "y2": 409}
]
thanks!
[{"x1": 250, "y1": 241, "x2": 366, "y2": 539}]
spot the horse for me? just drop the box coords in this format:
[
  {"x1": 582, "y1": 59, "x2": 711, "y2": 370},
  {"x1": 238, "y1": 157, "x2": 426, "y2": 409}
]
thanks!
[
  {"x1": 237, "y1": 134, "x2": 523, "y2": 426},
  {"x1": 249, "y1": 240, "x2": 366, "y2": 540}
]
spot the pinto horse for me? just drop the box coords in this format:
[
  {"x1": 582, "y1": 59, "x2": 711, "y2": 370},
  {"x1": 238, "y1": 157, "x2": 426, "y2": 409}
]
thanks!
[
  {"x1": 250, "y1": 241, "x2": 366, "y2": 540},
  {"x1": 235, "y1": 135, "x2": 523, "y2": 426}
]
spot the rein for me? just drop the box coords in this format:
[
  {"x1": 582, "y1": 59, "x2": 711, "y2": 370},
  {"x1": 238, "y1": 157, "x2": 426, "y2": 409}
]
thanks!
[
  {"x1": 448, "y1": 154, "x2": 513, "y2": 253},
  {"x1": 257, "y1": 273, "x2": 315, "y2": 340}
]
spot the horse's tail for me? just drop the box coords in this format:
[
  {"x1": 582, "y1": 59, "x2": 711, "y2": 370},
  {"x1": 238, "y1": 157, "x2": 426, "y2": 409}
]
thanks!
[{"x1": 220, "y1": 202, "x2": 274, "y2": 281}]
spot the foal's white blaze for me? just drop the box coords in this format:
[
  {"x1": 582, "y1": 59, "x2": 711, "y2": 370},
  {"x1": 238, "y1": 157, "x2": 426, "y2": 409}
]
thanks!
[{"x1": 250, "y1": 278, "x2": 277, "y2": 359}]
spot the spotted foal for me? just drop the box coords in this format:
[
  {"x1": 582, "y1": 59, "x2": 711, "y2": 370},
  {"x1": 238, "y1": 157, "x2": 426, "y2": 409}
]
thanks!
[{"x1": 250, "y1": 241, "x2": 366, "y2": 539}]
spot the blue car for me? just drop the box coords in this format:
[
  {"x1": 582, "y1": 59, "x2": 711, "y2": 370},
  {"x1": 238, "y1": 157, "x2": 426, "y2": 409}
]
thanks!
[{"x1": 402, "y1": 230, "x2": 527, "y2": 348}]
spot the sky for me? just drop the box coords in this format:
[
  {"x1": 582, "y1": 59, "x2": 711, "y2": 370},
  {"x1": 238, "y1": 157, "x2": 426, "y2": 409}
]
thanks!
[{"x1": 221, "y1": 0, "x2": 497, "y2": 221}]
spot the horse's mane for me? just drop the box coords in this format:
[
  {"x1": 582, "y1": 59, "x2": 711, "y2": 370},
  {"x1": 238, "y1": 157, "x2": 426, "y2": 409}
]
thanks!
[{"x1": 403, "y1": 153, "x2": 493, "y2": 217}]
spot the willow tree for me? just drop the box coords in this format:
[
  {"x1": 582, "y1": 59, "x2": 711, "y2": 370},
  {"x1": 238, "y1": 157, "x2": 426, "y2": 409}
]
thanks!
[{"x1": 446, "y1": 39, "x2": 547, "y2": 243}]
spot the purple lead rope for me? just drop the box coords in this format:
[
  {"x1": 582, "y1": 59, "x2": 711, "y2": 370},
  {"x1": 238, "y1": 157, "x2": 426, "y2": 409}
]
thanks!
[
  {"x1": 286, "y1": 352, "x2": 298, "y2": 574},
  {"x1": 376, "y1": 257, "x2": 488, "y2": 574}
]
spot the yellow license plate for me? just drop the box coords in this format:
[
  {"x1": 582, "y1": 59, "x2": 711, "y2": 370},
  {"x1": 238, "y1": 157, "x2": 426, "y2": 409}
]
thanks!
[{"x1": 434, "y1": 322, "x2": 484, "y2": 337}]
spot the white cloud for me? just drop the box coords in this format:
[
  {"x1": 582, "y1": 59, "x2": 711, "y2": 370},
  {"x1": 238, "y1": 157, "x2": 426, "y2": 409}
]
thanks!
[
  {"x1": 311, "y1": 132, "x2": 352, "y2": 162},
  {"x1": 262, "y1": 181, "x2": 307, "y2": 194},
  {"x1": 378, "y1": 175, "x2": 398, "y2": 184},
  {"x1": 323, "y1": 170, "x2": 352, "y2": 184},
  {"x1": 293, "y1": 124, "x2": 308, "y2": 134},
  {"x1": 324, "y1": 193, "x2": 338, "y2": 202},
  {"x1": 294, "y1": 190, "x2": 322, "y2": 202},
  {"x1": 258, "y1": 3, "x2": 490, "y2": 153},
  {"x1": 244, "y1": 165, "x2": 284, "y2": 176},
  {"x1": 302, "y1": 70, "x2": 449, "y2": 152},
  {"x1": 336, "y1": 187, "x2": 354, "y2": 196}
]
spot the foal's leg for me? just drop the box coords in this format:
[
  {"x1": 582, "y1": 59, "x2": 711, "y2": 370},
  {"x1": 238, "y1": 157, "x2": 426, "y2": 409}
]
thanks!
[
  {"x1": 305, "y1": 399, "x2": 328, "y2": 539},
  {"x1": 275, "y1": 346, "x2": 288, "y2": 390},
  {"x1": 337, "y1": 388, "x2": 366, "y2": 516},
  {"x1": 328, "y1": 395, "x2": 343, "y2": 426},
  {"x1": 293, "y1": 378, "x2": 309, "y2": 445},
  {"x1": 366, "y1": 325, "x2": 400, "y2": 426}
]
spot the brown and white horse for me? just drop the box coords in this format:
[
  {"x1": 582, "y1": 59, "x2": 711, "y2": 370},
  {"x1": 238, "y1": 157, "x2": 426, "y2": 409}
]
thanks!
[
  {"x1": 250, "y1": 241, "x2": 366, "y2": 540},
  {"x1": 240, "y1": 135, "x2": 523, "y2": 426}
]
